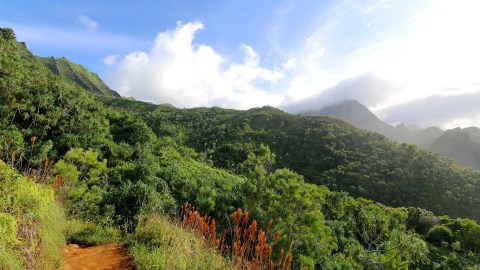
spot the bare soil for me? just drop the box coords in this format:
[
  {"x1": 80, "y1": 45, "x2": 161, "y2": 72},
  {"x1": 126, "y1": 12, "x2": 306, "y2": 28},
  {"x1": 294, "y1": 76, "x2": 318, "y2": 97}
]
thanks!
[{"x1": 60, "y1": 243, "x2": 135, "y2": 270}]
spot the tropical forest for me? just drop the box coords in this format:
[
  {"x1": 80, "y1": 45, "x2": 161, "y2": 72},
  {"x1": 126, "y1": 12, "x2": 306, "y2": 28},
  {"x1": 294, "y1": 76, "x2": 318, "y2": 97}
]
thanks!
[{"x1": 1, "y1": 24, "x2": 480, "y2": 270}]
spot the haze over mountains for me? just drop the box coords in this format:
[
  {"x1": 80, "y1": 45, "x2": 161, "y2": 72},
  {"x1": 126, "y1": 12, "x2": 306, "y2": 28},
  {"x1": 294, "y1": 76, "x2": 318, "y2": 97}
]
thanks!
[{"x1": 306, "y1": 99, "x2": 480, "y2": 170}]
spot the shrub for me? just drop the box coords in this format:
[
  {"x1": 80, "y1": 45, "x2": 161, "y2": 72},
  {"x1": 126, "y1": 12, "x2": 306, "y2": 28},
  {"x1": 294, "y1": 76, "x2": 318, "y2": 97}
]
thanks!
[{"x1": 427, "y1": 225, "x2": 453, "y2": 245}]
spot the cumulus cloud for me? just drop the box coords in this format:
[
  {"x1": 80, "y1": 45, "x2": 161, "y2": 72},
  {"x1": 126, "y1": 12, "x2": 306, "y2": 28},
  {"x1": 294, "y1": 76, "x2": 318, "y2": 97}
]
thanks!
[
  {"x1": 104, "y1": 22, "x2": 284, "y2": 109},
  {"x1": 281, "y1": 72, "x2": 404, "y2": 113},
  {"x1": 77, "y1": 15, "x2": 98, "y2": 30},
  {"x1": 282, "y1": 57, "x2": 296, "y2": 69}
]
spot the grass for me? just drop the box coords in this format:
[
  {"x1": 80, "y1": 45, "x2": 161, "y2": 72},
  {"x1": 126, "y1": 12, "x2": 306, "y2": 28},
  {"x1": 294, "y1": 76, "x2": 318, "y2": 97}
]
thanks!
[
  {"x1": 65, "y1": 218, "x2": 121, "y2": 246},
  {"x1": 0, "y1": 160, "x2": 66, "y2": 269},
  {"x1": 130, "y1": 214, "x2": 230, "y2": 270}
]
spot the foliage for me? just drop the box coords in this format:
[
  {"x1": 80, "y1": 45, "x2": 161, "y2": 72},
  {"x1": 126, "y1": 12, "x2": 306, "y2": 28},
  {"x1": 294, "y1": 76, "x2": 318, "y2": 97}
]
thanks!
[
  {"x1": 65, "y1": 219, "x2": 121, "y2": 246},
  {"x1": 0, "y1": 27, "x2": 15, "y2": 40},
  {"x1": 131, "y1": 214, "x2": 230, "y2": 270},
  {"x1": 0, "y1": 160, "x2": 66, "y2": 269},
  {"x1": 54, "y1": 148, "x2": 113, "y2": 224},
  {"x1": 0, "y1": 34, "x2": 111, "y2": 168},
  {"x1": 124, "y1": 103, "x2": 480, "y2": 222},
  {"x1": 427, "y1": 225, "x2": 453, "y2": 245}
]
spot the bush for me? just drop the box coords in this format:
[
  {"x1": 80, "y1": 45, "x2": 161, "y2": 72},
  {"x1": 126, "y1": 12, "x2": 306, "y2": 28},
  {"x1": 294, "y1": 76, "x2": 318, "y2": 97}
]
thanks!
[{"x1": 427, "y1": 225, "x2": 453, "y2": 245}]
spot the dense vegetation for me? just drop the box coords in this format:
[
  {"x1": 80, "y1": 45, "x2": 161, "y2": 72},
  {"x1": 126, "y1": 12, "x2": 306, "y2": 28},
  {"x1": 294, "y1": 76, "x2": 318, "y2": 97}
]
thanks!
[
  {"x1": 104, "y1": 101, "x2": 480, "y2": 222},
  {"x1": 1, "y1": 28, "x2": 480, "y2": 269}
]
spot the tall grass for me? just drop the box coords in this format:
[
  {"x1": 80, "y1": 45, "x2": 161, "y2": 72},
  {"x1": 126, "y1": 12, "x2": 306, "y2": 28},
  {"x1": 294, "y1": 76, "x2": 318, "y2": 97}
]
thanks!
[
  {"x1": 131, "y1": 214, "x2": 230, "y2": 269},
  {"x1": 0, "y1": 160, "x2": 66, "y2": 269}
]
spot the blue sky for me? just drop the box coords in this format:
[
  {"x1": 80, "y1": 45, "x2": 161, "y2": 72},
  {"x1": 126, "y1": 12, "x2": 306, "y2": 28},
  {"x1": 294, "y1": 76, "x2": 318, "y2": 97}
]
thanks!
[{"x1": 2, "y1": 0, "x2": 480, "y2": 128}]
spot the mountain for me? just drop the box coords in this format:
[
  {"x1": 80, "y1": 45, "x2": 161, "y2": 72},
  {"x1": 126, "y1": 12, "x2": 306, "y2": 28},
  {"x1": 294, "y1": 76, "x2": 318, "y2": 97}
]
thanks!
[
  {"x1": 393, "y1": 124, "x2": 444, "y2": 149},
  {"x1": 36, "y1": 56, "x2": 120, "y2": 97},
  {"x1": 429, "y1": 128, "x2": 480, "y2": 169},
  {"x1": 464, "y1": 126, "x2": 480, "y2": 143},
  {"x1": 306, "y1": 99, "x2": 480, "y2": 169},
  {"x1": 305, "y1": 99, "x2": 396, "y2": 136},
  {"x1": 303, "y1": 100, "x2": 445, "y2": 148}
]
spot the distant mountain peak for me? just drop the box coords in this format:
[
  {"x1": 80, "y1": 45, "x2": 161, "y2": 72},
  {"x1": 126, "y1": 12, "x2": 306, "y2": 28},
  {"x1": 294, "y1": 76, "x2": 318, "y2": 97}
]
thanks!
[
  {"x1": 429, "y1": 129, "x2": 480, "y2": 169},
  {"x1": 304, "y1": 99, "x2": 395, "y2": 135}
]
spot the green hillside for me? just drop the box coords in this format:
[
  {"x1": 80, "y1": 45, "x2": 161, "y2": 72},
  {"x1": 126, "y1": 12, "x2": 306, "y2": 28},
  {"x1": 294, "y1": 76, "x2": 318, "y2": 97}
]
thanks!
[
  {"x1": 36, "y1": 56, "x2": 120, "y2": 97},
  {"x1": 2, "y1": 28, "x2": 480, "y2": 269},
  {"x1": 102, "y1": 102, "x2": 480, "y2": 222}
]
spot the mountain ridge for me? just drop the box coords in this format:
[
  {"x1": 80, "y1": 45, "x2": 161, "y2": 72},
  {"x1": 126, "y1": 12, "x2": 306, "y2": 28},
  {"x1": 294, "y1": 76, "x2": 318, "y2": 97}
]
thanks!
[
  {"x1": 36, "y1": 56, "x2": 120, "y2": 97},
  {"x1": 306, "y1": 99, "x2": 480, "y2": 169}
]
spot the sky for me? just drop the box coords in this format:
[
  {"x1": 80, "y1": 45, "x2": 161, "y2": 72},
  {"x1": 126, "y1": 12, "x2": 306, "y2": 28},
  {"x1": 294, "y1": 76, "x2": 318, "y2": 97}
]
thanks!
[{"x1": 1, "y1": 0, "x2": 480, "y2": 129}]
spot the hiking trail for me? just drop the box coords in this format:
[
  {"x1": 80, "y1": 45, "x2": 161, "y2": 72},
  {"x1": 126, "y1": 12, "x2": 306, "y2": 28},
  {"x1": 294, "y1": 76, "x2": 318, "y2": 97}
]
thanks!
[{"x1": 60, "y1": 243, "x2": 135, "y2": 270}]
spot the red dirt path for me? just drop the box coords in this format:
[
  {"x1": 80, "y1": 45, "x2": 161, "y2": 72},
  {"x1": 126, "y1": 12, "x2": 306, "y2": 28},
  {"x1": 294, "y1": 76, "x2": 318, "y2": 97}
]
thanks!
[{"x1": 60, "y1": 243, "x2": 135, "y2": 270}]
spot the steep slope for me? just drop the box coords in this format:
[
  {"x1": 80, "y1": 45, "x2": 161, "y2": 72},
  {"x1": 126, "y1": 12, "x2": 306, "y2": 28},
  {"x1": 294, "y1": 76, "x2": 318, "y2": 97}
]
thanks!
[
  {"x1": 304, "y1": 100, "x2": 444, "y2": 148},
  {"x1": 36, "y1": 56, "x2": 120, "y2": 97},
  {"x1": 430, "y1": 128, "x2": 480, "y2": 169},
  {"x1": 305, "y1": 99, "x2": 396, "y2": 136},
  {"x1": 464, "y1": 126, "x2": 480, "y2": 144}
]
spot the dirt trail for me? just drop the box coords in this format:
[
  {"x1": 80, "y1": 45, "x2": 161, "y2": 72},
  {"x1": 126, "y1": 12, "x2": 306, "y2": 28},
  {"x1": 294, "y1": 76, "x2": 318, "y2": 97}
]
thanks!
[{"x1": 60, "y1": 243, "x2": 135, "y2": 270}]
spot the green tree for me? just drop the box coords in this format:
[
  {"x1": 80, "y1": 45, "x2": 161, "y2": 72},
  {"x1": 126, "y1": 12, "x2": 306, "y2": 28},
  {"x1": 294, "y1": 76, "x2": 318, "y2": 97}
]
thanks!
[
  {"x1": 54, "y1": 148, "x2": 112, "y2": 224},
  {"x1": 0, "y1": 28, "x2": 15, "y2": 40}
]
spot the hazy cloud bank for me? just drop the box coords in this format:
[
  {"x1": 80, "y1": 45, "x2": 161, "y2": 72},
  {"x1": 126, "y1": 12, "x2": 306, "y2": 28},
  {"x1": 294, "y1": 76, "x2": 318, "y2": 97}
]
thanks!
[
  {"x1": 281, "y1": 73, "x2": 404, "y2": 113},
  {"x1": 380, "y1": 87, "x2": 480, "y2": 129}
]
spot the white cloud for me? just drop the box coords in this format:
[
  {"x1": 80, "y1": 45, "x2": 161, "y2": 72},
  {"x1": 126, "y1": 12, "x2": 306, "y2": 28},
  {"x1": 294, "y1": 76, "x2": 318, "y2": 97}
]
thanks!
[
  {"x1": 77, "y1": 15, "x2": 98, "y2": 30},
  {"x1": 104, "y1": 22, "x2": 284, "y2": 109},
  {"x1": 286, "y1": 75, "x2": 314, "y2": 102},
  {"x1": 103, "y1": 54, "x2": 118, "y2": 66},
  {"x1": 308, "y1": 47, "x2": 325, "y2": 59},
  {"x1": 283, "y1": 57, "x2": 296, "y2": 69}
]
